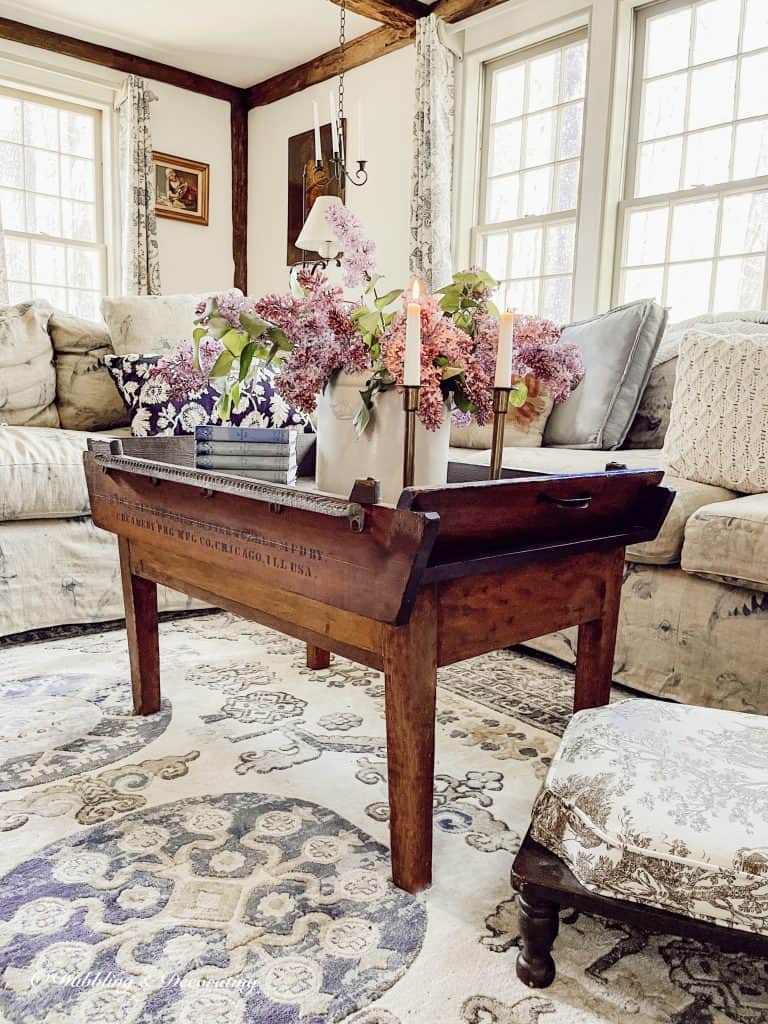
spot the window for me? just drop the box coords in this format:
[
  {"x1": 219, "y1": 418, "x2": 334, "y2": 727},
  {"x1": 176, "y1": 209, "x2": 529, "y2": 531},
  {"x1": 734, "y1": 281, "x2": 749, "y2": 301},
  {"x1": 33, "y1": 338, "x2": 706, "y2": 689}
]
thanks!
[
  {"x1": 0, "y1": 87, "x2": 105, "y2": 320},
  {"x1": 616, "y1": 0, "x2": 768, "y2": 320},
  {"x1": 476, "y1": 31, "x2": 589, "y2": 322}
]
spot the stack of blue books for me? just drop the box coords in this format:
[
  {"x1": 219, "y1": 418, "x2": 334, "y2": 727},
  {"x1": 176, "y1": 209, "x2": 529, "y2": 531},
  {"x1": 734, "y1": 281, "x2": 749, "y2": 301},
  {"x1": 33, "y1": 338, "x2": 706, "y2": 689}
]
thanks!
[{"x1": 194, "y1": 426, "x2": 300, "y2": 485}]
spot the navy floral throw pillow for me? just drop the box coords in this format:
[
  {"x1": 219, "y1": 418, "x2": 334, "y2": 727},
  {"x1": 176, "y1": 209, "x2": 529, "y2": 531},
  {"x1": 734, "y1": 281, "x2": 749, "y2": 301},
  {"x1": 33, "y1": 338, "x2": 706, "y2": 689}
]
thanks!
[{"x1": 103, "y1": 354, "x2": 311, "y2": 437}]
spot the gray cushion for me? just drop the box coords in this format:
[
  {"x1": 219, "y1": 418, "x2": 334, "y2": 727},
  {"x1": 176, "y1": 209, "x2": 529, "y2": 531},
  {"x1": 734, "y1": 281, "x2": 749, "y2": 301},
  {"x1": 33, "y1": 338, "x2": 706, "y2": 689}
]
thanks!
[{"x1": 544, "y1": 299, "x2": 667, "y2": 450}]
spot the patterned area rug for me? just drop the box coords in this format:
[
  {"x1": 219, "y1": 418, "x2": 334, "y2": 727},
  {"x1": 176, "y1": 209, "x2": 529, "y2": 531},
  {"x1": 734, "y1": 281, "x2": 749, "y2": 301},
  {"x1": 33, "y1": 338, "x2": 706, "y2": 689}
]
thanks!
[{"x1": 1, "y1": 612, "x2": 766, "y2": 1024}]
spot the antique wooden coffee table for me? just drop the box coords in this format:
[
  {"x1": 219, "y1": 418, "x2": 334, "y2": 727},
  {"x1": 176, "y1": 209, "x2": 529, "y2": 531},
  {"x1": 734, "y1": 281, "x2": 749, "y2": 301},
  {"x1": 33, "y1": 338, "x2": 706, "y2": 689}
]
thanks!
[{"x1": 84, "y1": 442, "x2": 672, "y2": 894}]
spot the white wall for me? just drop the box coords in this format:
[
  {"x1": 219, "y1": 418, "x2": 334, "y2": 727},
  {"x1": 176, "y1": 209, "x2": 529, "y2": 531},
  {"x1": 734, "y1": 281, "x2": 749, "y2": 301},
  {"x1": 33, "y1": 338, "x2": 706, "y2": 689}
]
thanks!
[
  {"x1": 248, "y1": 45, "x2": 416, "y2": 296},
  {"x1": 0, "y1": 38, "x2": 233, "y2": 296}
]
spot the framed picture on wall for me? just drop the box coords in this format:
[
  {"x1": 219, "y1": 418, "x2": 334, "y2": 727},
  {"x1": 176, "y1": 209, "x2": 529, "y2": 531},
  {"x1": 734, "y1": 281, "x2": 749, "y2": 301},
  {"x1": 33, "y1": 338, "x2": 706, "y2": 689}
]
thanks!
[
  {"x1": 153, "y1": 152, "x2": 210, "y2": 226},
  {"x1": 287, "y1": 120, "x2": 346, "y2": 266}
]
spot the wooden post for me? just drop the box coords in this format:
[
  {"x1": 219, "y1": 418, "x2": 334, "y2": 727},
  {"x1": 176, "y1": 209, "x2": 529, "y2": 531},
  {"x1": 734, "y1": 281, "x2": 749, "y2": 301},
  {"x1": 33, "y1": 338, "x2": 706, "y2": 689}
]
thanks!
[
  {"x1": 382, "y1": 585, "x2": 438, "y2": 893},
  {"x1": 574, "y1": 546, "x2": 624, "y2": 712},
  {"x1": 306, "y1": 644, "x2": 331, "y2": 670},
  {"x1": 118, "y1": 537, "x2": 161, "y2": 716}
]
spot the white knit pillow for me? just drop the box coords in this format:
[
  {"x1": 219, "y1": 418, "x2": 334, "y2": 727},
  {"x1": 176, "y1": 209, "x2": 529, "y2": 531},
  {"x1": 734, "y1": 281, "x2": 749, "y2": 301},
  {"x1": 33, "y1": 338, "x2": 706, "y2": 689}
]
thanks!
[{"x1": 664, "y1": 329, "x2": 768, "y2": 493}]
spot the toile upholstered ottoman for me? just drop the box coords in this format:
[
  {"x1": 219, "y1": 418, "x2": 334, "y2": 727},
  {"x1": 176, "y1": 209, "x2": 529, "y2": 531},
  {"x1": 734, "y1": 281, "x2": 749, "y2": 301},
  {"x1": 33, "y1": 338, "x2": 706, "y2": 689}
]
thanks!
[{"x1": 512, "y1": 698, "x2": 768, "y2": 987}]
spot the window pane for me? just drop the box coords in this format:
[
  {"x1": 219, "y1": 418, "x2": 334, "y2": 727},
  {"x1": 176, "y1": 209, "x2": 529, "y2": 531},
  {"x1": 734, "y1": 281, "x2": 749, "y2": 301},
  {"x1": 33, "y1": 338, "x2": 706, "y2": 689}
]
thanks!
[
  {"x1": 61, "y1": 155, "x2": 95, "y2": 202},
  {"x1": 59, "y1": 110, "x2": 95, "y2": 158},
  {"x1": 667, "y1": 261, "x2": 712, "y2": 318},
  {"x1": 744, "y1": 0, "x2": 768, "y2": 52},
  {"x1": 714, "y1": 254, "x2": 765, "y2": 308},
  {"x1": 622, "y1": 266, "x2": 664, "y2": 303},
  {"x1": 0, "y1": 96, "x2": 21, "y2": 143},
  {"x1": 646, "y1": 7, "x2": 692, "y2": 77},
  {"x1": 490, "y1": 121, "x2": 522, "y2": 175},
  {"x1": 492, "y1": 64, "x2": 525, "y2": 122},
  {"x1": 25, "y1": 148, "x2": 59, "y2": 195},
  {"x1": 0, "y1": 188, "x2": 25, "y2": 231},
  {"x1": 521, "y1": 166, "x2": 552, "y2": 216},
  {"x1": 559, "y1": 102, "x2": 583, "y2": 160},
  {"x1": 641, "y1": 74, "x2": 687, "y2": 141},
  {"x1": 528, "y1": 51, "x2": 560, "y2": 112},
  {"x1": 738, "y1": 52, "x2": 768, "y2": 120},
  {"x1": 669, "y1": 199, "x2": 718, "y2": 262},
  {"x1": 637, "y1": 137, "x2": 682, "y2": 196},
  {"x1": 510, "y1": 226, "x2": 543, "y2": 277},
  {"x1": 626, "y1": 206, "x2": 669, "y2": 265},
  {"x1": 69, "y1": 289, "x2": 100, "y2": 320},
  {"x1": 0, "y1": 142, "x2": 23, "y2": 188},
  {"x1": 483, "y1": 233, "x2": 509, "y2": 280},
  {"x1": 31, "y1": 240, "x2": 66, "y2": 285},
  {"x1": 62, "y1": 199, "x2": 97, "y2": 242},
  {"x1": 733, "y1": 119, "x2": 768, "y2": 178},
  {"x1": 23, "y1": 102, "x2": 58, "y2": 150},
  {"x1": 27, "y1": 193, "x2": 61, "y2": 236},
  {"x1": 524, "y1": 110, "x2": 556, "y2": 167},
  {"x1": 506, "y1": 278, "x2": 539, "y2": 312},
  {"x1": 542, "y1": 275, "x2": 572, "y2": 322},
  {"x1": 688, "y1": 61, "x2": 736, "y2": 131},
  {"x1": 68, "y1": 246, "x2": 101, "y2": 290},
  {"x1": 683, "y1": 126, "x2": 732, "y2": 187},
  {"x1": 33, "y1": 284, "x2": 67, "y2": 308},
  {"x1": 8, "y1": 282, "x2": 31, "y2": 303},
  {"x1": 486, "y1": 175, "x2": 519, "y2": 222},
  {"x1": 544, "y1": 221, "x2": 576, "y2": 274},
  {"x1": 561, "y1": 41, "x2": 587, "y2": 101},
  {"x1": 693, "y1": 0, "x2": 740, "y2": 64},
  {"x1": 554, "y1": 160, "x2": 579, "y2": 211},
  {"x1": 4, "y1": 237, "x2": 29, "y2": 280},
  {"x1": 720, "y1": 191, "x2": 768, "y2": 255}
]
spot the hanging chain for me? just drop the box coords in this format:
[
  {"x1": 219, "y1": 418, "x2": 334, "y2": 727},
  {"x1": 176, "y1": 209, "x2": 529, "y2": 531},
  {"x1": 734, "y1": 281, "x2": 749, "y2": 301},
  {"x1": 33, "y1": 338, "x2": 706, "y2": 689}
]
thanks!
[{"x1": 337, "y1": 0, "x2": 346, "y2": 126}]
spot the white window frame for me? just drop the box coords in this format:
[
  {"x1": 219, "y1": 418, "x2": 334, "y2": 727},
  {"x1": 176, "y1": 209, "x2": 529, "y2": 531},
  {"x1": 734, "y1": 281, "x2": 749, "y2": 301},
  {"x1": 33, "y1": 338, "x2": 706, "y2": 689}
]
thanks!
[
  {"x1": 0, "y1": 83, "x2": 109, "y2": 316},
  {"x1": 612, "y1": 0, "x2": 768, "y2": 313},
  {"x1": 470, "y1": 27, "x2": 589, "y2": 322}
]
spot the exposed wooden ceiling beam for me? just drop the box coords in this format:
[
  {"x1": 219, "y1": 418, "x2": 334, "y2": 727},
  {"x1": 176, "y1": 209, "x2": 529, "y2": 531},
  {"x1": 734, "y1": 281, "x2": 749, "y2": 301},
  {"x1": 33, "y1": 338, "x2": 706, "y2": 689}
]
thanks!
[
  {"x1": 329, "y1": 0, "x2": 431, "y2": 28},
  {"x1": 0, "y1": 15, "x2": 242, "y2": 103},
  {"x1": 247, "y1": 24, "x2": 415, "y2": 108},
  {"x1": 431, "y1": 0, "x2": 511, "y2": 24}
]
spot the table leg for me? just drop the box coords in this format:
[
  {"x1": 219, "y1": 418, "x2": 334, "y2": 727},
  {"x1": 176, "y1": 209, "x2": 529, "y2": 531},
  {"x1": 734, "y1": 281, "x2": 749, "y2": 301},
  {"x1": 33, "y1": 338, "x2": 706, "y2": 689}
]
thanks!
[
  {"x1": 574, "y1": 547, "x2": 624, "y2": 712},
  {"x1": 306, "y1": 644, "x2": 331, "y2": 670},
  {"x1": 118, "y1": 537, "x2": 160, "y2": 716},
  {"x1": 382, "y1": 587, "x2": 438, "y2": 893}
]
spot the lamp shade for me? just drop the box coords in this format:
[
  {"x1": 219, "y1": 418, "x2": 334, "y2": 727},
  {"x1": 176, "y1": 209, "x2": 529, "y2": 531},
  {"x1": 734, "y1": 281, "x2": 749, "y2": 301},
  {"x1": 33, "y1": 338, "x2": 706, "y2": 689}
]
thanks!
[{"x1": 296, "y1": 195, "x2": 343, "y2": 259}]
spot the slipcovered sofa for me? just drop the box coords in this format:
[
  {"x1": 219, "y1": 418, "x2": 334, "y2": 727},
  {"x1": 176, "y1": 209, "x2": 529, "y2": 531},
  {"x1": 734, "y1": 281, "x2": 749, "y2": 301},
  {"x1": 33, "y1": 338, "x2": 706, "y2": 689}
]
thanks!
[{"x1": 1, "y1": 298, "x2": 767, "y2": 716}]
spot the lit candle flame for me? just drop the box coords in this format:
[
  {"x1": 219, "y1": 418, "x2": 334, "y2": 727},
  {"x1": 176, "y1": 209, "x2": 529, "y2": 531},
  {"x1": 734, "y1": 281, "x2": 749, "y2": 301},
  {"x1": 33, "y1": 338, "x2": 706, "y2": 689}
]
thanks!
[{"x1": 410, "y1": 277, "x2": 423, "y2": 302}]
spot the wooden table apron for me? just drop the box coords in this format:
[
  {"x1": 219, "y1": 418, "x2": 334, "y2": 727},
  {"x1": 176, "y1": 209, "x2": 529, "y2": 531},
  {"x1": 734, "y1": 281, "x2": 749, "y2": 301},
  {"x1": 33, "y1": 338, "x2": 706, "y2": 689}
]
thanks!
[{"x1": 84, "y1": 454, "x2": 673, "y2": 894}]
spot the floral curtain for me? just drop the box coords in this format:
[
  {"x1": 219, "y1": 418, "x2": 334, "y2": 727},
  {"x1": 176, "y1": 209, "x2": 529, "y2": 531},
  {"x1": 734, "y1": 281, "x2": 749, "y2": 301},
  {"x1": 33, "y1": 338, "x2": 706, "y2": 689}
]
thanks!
[
  {"x1": 409, "y1": 14, "x2": 456, "y2": 293},
  {"x1": 116, "y1": 76, "x2": 161, "y2": 295}
]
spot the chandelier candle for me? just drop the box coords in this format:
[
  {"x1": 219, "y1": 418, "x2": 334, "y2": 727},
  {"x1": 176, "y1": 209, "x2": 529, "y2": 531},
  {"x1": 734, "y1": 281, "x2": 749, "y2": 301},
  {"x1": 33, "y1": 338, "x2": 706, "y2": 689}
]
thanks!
[
  {"x1": 313, "y1": 102, "x2": 322, "y2": 165},
  {"x1": 329, "y1": 92, "x2": 339, "y2": 156},
  {"x1": 490, "y1": 310, "x2": 516, "y2": 480},
  {"x1": 402, "y1": 282, "x2": 423, "y2": 489}
]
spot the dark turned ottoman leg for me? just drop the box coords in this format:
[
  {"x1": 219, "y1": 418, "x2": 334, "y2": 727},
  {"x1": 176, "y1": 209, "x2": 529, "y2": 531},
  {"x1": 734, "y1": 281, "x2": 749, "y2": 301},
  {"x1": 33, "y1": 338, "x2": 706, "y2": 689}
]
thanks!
[{"x1": 516, "y1": 890, "x2": 560, "y2": 988}]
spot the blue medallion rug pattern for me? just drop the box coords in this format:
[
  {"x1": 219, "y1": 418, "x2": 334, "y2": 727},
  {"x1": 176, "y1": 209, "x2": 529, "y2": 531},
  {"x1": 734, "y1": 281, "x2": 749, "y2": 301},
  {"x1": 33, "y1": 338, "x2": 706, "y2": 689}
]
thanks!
[{"x1": 1, "y1": 612, "x2": 767, "y2": 1023}]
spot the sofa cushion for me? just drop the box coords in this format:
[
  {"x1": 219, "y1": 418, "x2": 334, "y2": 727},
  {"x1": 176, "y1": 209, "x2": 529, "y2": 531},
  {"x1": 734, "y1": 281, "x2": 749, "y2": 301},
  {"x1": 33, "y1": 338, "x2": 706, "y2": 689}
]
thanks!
[
  {"x1": 450, "y1": 374, "x2": 553, "y2": 449},
  {"x1": 0, "y1": 425, "x2": 99, "y2": 521},
  {"x1": 102, "y1": 292, "x2": 238, "y2": 357},
  {"x1": 50, "y1": 311, "x2": 130, "y2": 431},
  {"x1": 664, "y1": 328, "x2": 768, "y2": 493},
  {"x1": 0, "y1": 300, "x2": 59, "y2": 427},
  {"x1": 530, "y1": 699, "x2": 768, "y2": 933},
  {"x1": 544, "y1": 299, "x2": 667, "y2": 450},
  {"x1": 682, "y1": 494, "x2": 768, "y2": 593},
  {"x1": 448, "y1": 444, "x2": 737, "y2": 564}
]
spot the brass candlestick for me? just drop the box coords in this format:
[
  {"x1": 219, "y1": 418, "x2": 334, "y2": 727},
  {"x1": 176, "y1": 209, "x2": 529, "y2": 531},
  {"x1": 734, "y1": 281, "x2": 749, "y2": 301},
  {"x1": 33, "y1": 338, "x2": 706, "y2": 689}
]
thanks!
[
  {"x1": 489, "y1": 387, "x2": 511, "y2": 480},
  {"x1": 402, "y1": 385, "x2": 420, "y2": 489}
]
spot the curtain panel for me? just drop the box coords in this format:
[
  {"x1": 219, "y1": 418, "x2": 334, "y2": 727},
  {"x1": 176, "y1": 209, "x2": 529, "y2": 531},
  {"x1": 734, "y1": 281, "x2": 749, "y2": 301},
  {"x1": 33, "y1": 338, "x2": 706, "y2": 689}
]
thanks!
[
  {"x1": 409, "y1": 14, "x2": 456, "y2": 293},
  {"x1": 117, "y1": 76, "x2": 161, "y2": 296}
]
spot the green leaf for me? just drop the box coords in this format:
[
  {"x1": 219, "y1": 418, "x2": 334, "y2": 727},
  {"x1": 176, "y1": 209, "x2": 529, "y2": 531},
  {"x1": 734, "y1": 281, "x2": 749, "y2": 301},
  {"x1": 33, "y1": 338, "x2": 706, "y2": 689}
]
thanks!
[
  {"x1": 353, "y1": 401, "x2": 371, "y2": 437},
  {"x1": 231, "y1": 382, "x2": 240, "y2": 408},
  {"x1": 209, "y1": 350, "x2": 235, "y2": 379},
  {"x1": 356, "y1": 311, "x2": 382, "y2": 335},
  {"x1": 453, "y1": 393, "x2": 473, "y2": 413},
  {"x1": 221, "y1": 329, "x2": 248, "y2": 357},
  {"x1": 206, "y1": 314, "x2": 230, "y2": 340},
  {"x1": 192, "y1": 327, "x2": 207, "y2": 343},
  {"x1": 365, "y1": 273, "x2": 385, "y2": 295},
  {"x1": 238, "y1": 342, "x2": 257, "y2": 381},
  {"x1": 239, "y1": 312, "x2": 269, "y2": 338},
  {"x1": 270, "y1": 327, "x2": 293, "y2": 351},
  {"x1": 441, "y1": 365, "x2": 464, "y2": 381},
  {"x1": 474, "y1": 270, "x2": 497, "y2": 286},
  {"x1": 509, "y1": 380, "x2": 529, "y2": 408},
  {"x1": 350, "y1": 306, "x2": 369, "y2": 322},
  {"x1": 486, "y1": 300, "x2": 501, "y2": 319},
  {"x1": 218, "y1": 392, "x2": 232, "y2": 421},
  {"x1": 374, "y1": 288, "x2": 402, "y2": 310}
]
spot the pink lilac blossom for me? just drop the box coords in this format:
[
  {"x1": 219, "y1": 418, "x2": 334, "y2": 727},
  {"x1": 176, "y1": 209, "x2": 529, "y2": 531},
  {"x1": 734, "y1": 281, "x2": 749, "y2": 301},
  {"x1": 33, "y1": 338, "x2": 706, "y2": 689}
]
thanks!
[
  {"x1": 149, "y1": 338, "x2": 225, "y2": 399},
  {"x1": 255, "y1": 269, "x2": 370, "y2": 414},
  {"x1": 382, "y1": 294, "x2": 493, "y2": 431},
  {"x1": 324, "y1": 204, "x2": 377, "y2": 289},
  {"x1": 196, "y1": 290, "x2": 258, "y2": 332}
]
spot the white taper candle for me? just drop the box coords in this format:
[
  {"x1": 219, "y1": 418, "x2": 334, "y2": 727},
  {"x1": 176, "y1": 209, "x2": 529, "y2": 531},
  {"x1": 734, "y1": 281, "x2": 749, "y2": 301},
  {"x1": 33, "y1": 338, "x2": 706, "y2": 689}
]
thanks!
[
  {"x1": 329, "y1": 92, "x2": 339, "y2": 156},
  {"x1": 494, "y1": 310, "x2": 515, "y2": 388},
  {"x1": 404, "y1": 281, "x2": 422, "y2": 387},
  {"x1": 313, "y1": 101, "x2": 322, "y2": 163}
]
